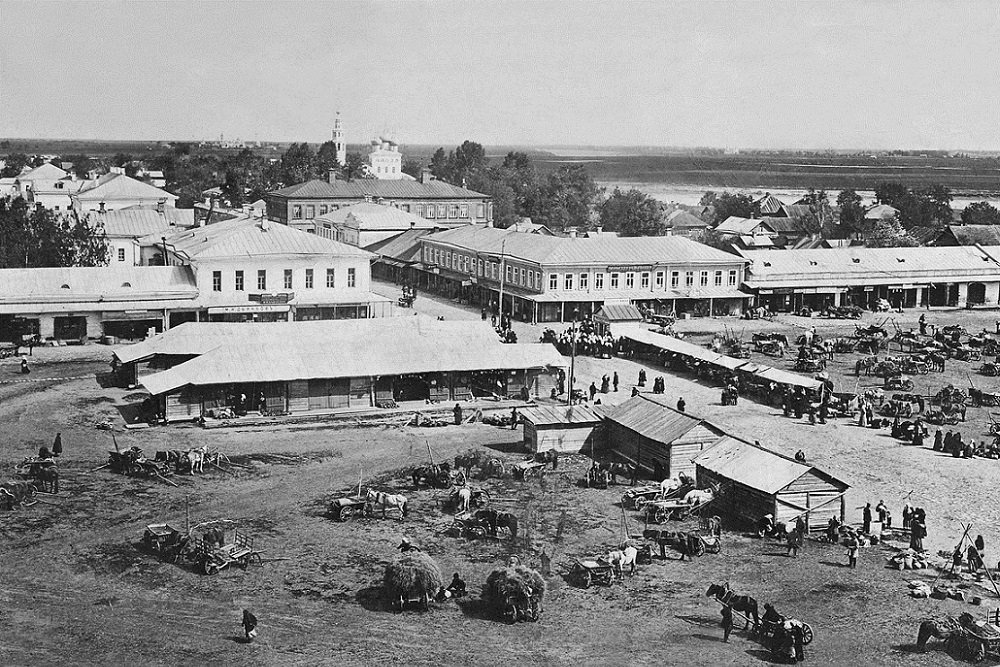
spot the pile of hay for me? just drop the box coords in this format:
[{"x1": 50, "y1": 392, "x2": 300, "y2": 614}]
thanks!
[
  {"x1": 484, "y1": 566, "x2": 546, "y2": 603},
  {"x1": 383, "y1": 552, "x2": 444, "y2": 600}
]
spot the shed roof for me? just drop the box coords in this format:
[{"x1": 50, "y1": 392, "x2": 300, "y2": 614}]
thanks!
[
  {"x1": 944, "y1": 225, "x2": 1000, "y2": 246},
  {"x1": 594, "y1": 303, "x2": 643, "y2": 323},
  {"x1": 865, "y1": 204, "x2": 899, "y2": 220},
  {"x1": 365, "y1": 228, "x2": 434, "y2": 260},
  {"x1": 88, "y1": 207, "x2": 189, "y2": 238},
  {"x1": 74, "y1": 173, "x2": 177, "y2": 202},
  {"x1": 666, "y1": 209, "x2": 708, "y2": 230},
  {"x1": 0, "y1": 265, "x2": 197, "y2": 309},
  {"x1": 694, "y1": 437, "x2": 848, "y2": 495},
  {"x1": 18, "y1": 163, "x2": 69, "y2": 181},
  {"x1": 425, "y1": 225, "x2": 744, "y2": 267},
  {"x1": 132, "y1": 318, "x2": 567, "y2": 395},
  {"x1": 755, "y1": 194, "x2": 786, "y2": 216},
  {"x1": 760, "y1": 216, "x2": 806, "y2": 235},
  {"x1": 602, "y1": 394, "x2": 707, "y2": 444},
  {"x1": 519, "y1": 404, "x2": 601, "y2": 426},
  {"x1": 315, "y1": 202, "x2": 441, "y2": 231},
  {"x1": 715, "y1": 217, "x2": 775, "y2": 236}
]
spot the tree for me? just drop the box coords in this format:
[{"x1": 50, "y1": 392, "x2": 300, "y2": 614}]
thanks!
[
  {"x1": 429, "y1": 147, "x2": 449, "y2": 180},
  {"x1": 279, "y1": 143, "x2": 318, "y2": 185},
  {"x1": 866, "y1": 217, "x2": 918, "y2": 248},
  {"x1": 402, "y1": 158, "x2": 423, "y2": 179},
  {"x1": 836, "y1": 189, "x2": 865, "y2": 236},
  {"x1": 1, "y1": 153, "x2": 30, "y2": 177},
  {"x1": 315, "y1": 141, "x2": 342, "y2": 176},
  {"x1": 693, "y1": 228, "x2": 737, "y2": 253},
  {"x1": 0, "y1": 198, "x2": 109, "y2": 268},
  {"x1": 873, "y1": 181, "x2": 953, "y2": 229},
  {"x1": 711, "y1": 192, "x2": 755, "y2": 225},
  {"x1": 62, "y1": 154, "x2": 96, "y2": 179},
  {"x1": 961, "y1": 201, "x2": 1000, "y2": 226},
  {"x1": 599, "y1": 188, "x2": 665, "y2": 236},
  {"x1": 535, "y1": 165, "x2": 601, "y2": 230},
  {"x1": 699, "y1": 191, "x2": 718, "y2": 207}
]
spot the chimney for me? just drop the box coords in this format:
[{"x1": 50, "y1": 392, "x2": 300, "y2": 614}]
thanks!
[
  {"x1": 242, "y1": 205, "x2": 251, "y2": 216},
  {"x1": 99, "y1": 202, "x2": 106, "y2": 213},
  {"x1": 595, "y1": 226, "x2": 603, "y2": 234},
  {"x1": 259, "y1": 218, "x2": 269, "y2": 231},
  {"x1": 156, "y1": 199, "x2": 165, "y2": 214},
  {"x1": 419, "y1": 169, "x2": 432, "y2": 184},
  {"x1": 328, "y1": 168, "x2": 338, "y2": 184},
  {"x1": 568, "y1": 229, "x2": 577, "y2": 239}
]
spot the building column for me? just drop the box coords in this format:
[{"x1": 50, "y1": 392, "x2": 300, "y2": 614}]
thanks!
[
  {"x1": 560, "y1": 302, "x2": 565, "y2": 322},
  {"x1": 958, "y1": 282, "x2": 969, "y2": 307},
  {"x1": 708, "y1": 298, "x2": 713, "y2": 317}
]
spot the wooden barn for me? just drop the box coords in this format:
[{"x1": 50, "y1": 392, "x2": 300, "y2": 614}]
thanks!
[
  {"x1": 593, "y1": 303, "x2": 643, "y2": 336},
  {"x1": 520, "y1": 404, "x2": 602, "y2": 454},
  {"x1": 601, "y1": 394, "x2": 725, "y2": 480},
  {"x1": 694, "y1": 437, "x2": 849, "y2": 532}
]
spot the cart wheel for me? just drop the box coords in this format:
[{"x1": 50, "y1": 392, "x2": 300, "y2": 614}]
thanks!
[
  {"x1": 654, "y1": 508, "x2": 669, "y2": 524},
  {"x1": 634, "y1": 497, "x2": 648, "y2": 511},
  {"x1": 470, "y1": 526, "x2": 487, "y2": 539},
  {"x1": 476, "y1": 490, "x2": 491, "y2": 507},
  {"x1": 339, "y1": 506, "x2": 354, "y2": 522},
  {"x1": 581, "y1": 571, "x2": 592, "y2": 589},
  {"x1": 203, "y1": 560, "x2": 217, "y2": 575},
  {"x1": 801, "y1": 623, "x2": 813, "y2": 645}
]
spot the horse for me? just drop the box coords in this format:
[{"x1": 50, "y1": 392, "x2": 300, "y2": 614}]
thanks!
[
  {"x1": 480, "y1": 458, "x2": 506, "y2": 479},
  {"x1": 706, "y1": 583, "x2": 760, "y2": 630},
  {"x1": 453, "y1": 486, "x2": 472, "y2": 513},
  {"x1": 660, "y1": 476, "x2": 683, "y2": 495},
  {"x1": 606, "y1": 546, "x2": 638, "y2": 578},
  {"x1": 475, "y1": 509, "x2": 519, "y2": 538},
  {"x1": 684, "y1": 488, "x2": 714, "y2": 506},
  {"x1": 366, "y1": 489, "x2": 408, "y2": 521},
  {"x1": 454, "y1": 450, "x2": 484, "y2": 477},
  {"x1": 704, "y1": 515, "x2": 722, "y2": 537},
  {"x1": 604, "y1": 462, "x2": 634, "y2": 485},
  {"x1": 34, "y1": 467, "x2": 59, "y2": 494},
  {"x1": 185, "y1": 446, "x2": 207, "y2": 475}
]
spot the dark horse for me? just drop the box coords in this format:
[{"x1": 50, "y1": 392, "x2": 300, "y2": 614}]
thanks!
[
  {"x1": 706, "y1": 583, "x2": 760, "y2": 630},
  {"x1": 475, "y1": 509, "x2": 519, "y2": 538}
]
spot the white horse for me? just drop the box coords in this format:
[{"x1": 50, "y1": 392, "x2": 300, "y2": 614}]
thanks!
[
  {"x1": 684, "y1": 488, "x2": 714, "y2": 506},
  {"x1": 185, "y1": 446, "x2": 207, "y2": 475},
  {"x1": 454, "y1": 486, "x2": 472, "y2": 513},
  {"x1": 659, "y1": 476, "x2": 683, "y2": 495},
  {"x1": 366, "y1": 489, "x2": 409, "y2": 521},
  {"x1": 606, "y1": 546, "x2": 638, "y2": 578}
]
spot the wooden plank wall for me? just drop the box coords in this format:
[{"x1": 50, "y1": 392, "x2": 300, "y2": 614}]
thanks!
[
  {"x1": 531, "y1": 424, "x2": 599, "y2": 454},
  {"x1": 288, "y1": 380, "x2": 309, "y2": 413}
]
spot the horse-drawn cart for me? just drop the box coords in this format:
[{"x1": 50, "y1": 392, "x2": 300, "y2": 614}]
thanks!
[
  {"x1": 143, "y1": 523, "x2": 185, "y2": 556},
  {"x1": 193, "y1": 526, "x2": 261, "y2": 575},
  {"x1": 621, "y1": 484, "x2": 664, "y2": 510},
  {"x1": 329, "y1": 495, "x2": 372, "y2": 522},
  {"x1": 568, "y1": 558, "x2": 615, "y2": 588},
  {"x1": 643, "y1": 499, "x2": 694, "y2": 523},
  {"x1": 108, "y1": 447, "x2": 174, "y2": 479},
  {"x1": 0, "y1": 342, "x2": 18, "y2": 359}
]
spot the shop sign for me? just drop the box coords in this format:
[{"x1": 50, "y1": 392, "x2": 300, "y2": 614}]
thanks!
[
  {"x1": 208, "y1": 305, "x2": 290, "y2": 314},
  {"x1": 249, "y1": 292, "x2": 294, "y2": 304},
  {"x1": 607, "y1": 265, "x2": 655, "y2": 272}
]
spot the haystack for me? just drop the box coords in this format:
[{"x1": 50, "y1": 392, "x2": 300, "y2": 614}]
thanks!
[
  {"x1": 484, "y1": 566, "x2": 546, "y2": 602},
  {"x1": 383, "y1": 551, "x2": 444, "y2": 600}
]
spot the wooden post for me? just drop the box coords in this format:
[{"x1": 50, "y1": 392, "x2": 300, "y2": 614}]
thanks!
[
  {"x1": 426, "y1": 440, "x2": 435, "y2": 466},
  {"x1": 111, "y1": 432, "x2": 120, "y2": 453}
]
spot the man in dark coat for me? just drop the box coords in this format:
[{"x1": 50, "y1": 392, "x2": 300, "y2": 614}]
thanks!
[
  {"x1": 676, "y1": 397, "x2": 685, "y2": 412},
  {"x1": 612, "y1": 372, "x2": 619, "y2": 392},
  {"x1": 638, "y1": 369, "x2": 646, "y2": 387},
  {"x1": 720, "y1": 604, "x2": 733, "y2": 642},
  {"x1": 242, "y1": 609, "x2": 258, "y2": 642},
  {"x1": 862, "y1": 503, "x2": 872, "y2": 534},
  {"x1": 52, "y1": 433, "x2": 63, "y2": 457},
  {"x1": 453, "y1": 404, "x2": 463, "y2": 425}
]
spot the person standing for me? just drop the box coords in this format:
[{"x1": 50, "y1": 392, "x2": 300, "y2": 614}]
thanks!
[
  {"x1": 588, "y1": 382, "x2": 598, "y2": 402},
  {"x1": 612, "y1": 372, "x2": 619, "y2": 392},
  {"x1": 720, "y1": 604, "x2": 733, "y2": 643},
  {"x1": 510, "y1": 407, "x2": 518, "y2": 430},
  {"x1": 241, "y1": 609, "x2": 258, "y2": 642},
  {"x1": 52, "y1": 432, "x2": 62, "y2": 457},
  {"x1": 862, "y1": 502, "x2": 872, "y2": 534},
  {"x1": 919, "y1": 313, "x2": 927, "y2": 335},
  {"x1": 846, "y1": 532, "x2": 859, "y2": 568},
  {"x1": 676, "y1": 396, "x2": 686, "y2": 412},
  {"x1": 638, "y1": 369, "x2": 646, "y2": 387},
  {"x1": 453, "y1": 403, "x2": 463, "y2": 426},
  {"x1": 600, "y1": 374, "x2": 609, "y2": 394}
]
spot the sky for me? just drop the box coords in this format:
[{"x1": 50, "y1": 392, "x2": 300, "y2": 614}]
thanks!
[{"x1": 1, "y1": 0, "x2": 999, "y2": 150}]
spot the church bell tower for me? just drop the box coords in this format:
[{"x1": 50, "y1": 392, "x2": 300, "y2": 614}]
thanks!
[{"x1": 333, "y1": 112, "x2": 346, "y2": 166}]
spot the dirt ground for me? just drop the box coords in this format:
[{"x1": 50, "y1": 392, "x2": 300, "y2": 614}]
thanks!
[{"x1": 3, "y1": 295, "x2": 1000, "y2": 665}]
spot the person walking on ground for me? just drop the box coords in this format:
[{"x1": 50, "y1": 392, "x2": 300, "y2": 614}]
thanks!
[
  {"x1": 52, "y1": 432, "x2": 62, "y2": 457},
  {"x1": 638, "y1": 369, "x2": 646, "y2": 387},
  {"x1": 720, "y1": 604, "x2": 733, "y2": 642},
  {"x1": 242, "y1": 609, "x2": 258, "y2": 642},
  {"x1": 786, "y1": 528, "x2": 801, "y2": 557},
  {"x1": 676, "y1": 397, "x2": 685, "y2": 412},
  {"x1": 613, "y1": 372, "x2": 619, "y2": 392},
  {"x1": 453, "y1": 404, "x2": 463, "y2": 426},
  {"x1": 601, "y1": 374, "x2": 609, "y2": 394},
  {"x1": 846, "y1": 532, "x2": 859, "y2": 568}
]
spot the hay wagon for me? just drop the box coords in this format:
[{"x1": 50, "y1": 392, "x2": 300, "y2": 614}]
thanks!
[
  {"x1": 142, "y1": 523, "x2": 186, "y2": 556},
  {"x1": 621, "y1": 484, "x2": 665, "y2": 510},
  {"x1": 970, "y1": 388, "x2": 1000, "y2": 408},
  {"x1": 446, "y1": 516, "x2": 493, "y2": 539},
  {"x1": 568, "y1": 558, "x2": 614, "y2": 588},
  {"x1": 329, "y1": 495, "x2": 372, "y2": 522},
  {"x1": 107, "y1": 447, "x2": 173, "y2": 479},
  {"x1": 512, "y1": 460, "x2": 547, "y2": 481},
  {"x1": 643, "y1": 499, "x2": 695, "y2": 523},
  {"x1": 384, "y1": 551, "x2": 442, "y2": 612},
  {"x1": 484, "y1": 567, "x2": 544, "y2": 623},
  {"x1": 193, "y1": 527, "x2": 261, "y2": 575},
  {"x1": 884, "y1": 375, "x2": 915, "y2": 392}
]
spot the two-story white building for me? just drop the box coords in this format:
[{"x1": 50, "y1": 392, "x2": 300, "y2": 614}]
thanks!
[
  {"x1": 13, "y1": 163, "x2": 82, "y2": 211},
  {"x1": 143, "y1": 215, "x2": 390, "y2": 326},
  {"x1": 72, "y1": 173, "x2": 178, "y2": 213},
  {"x1": 415, "y1": 225, "x2": 750, "y2": 322}
]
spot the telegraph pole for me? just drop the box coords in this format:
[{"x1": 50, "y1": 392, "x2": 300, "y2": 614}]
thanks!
[
  {"x1": 566, "y1": 309, "x2": 578, "y2": 406},
  {"x1": 497, "y1": 238, "x2": 507, "y2": 327}
]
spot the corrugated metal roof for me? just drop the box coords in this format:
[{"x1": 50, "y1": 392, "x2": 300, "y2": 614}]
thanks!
[
  {"x1": 89, "y1": 208, "x2": 181, "y2": 238},
  {"x1": 715, "y1": 217, "x2": 775, "y2": 236},
  {"x1": 75, "y1": 173, "x2": 177, "y2": 202},
  {"x1": 666, "y1": 210, "x2": 707, "y2": 229},
  {"x1": 603, "y1": 394, "x2": 706, "y2": 444},
  {"x1": 694, "y1": 437, "x2": 815, "y2": 494},
  {"x1": 156, "y1": 217, "x2": 372, "y2": 260},
  {"x1": 366, "y1": 228, "x2": 434, "y2": 260},
  {"x1": 594, "y1": 303, "x2": 643, "y2": 322},
  {"x1": 520, "y1": 404, "x2": 601, "y2": 426},
  {"x1": 742, "y1": 246, "x2": 1000, "y2": 288},
  {"x1": 426, "y1": 225, "x2": 745, "y2": 267},
  {"x1": 755, "y1": 194, "x2": 786, "y2": 216},
  {"x1": 760, "y1": 216, "x2": 805, "y2": 234},
  {"x1": 315, "y1": 202, "x2": 441, "y2": 231},
  {"x1": 269, "y1": 178, "x2": 488, "y2": 200},
  {"x1": 0, "y1": 265, "x2": 197, "y2": 305},
  {"x1": 134, "y1": 318, "x2": 567, "y2": 394}
]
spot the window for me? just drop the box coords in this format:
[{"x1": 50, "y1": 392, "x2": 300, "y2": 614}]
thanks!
[
  {"x1": 326, "y1": 268, "x2": 335, "y2": 288},
  {"x1": 579, "y1": 273, "x2": 589, "y2": 289},
  {"x1": 476, "y1": 204, "x2": 485, "y2": 218},
  {"x1": 610, "y1": 272, "x2": 620, "y2": 289},
  {"x1": 402, "y1": 204, "x2": 410, "y2": 213},
  {"x1": 595, "y1": 273, "x2": 605, "y2": 289},
  {"x1": 319, "y1": 205, "x2": 328, "y2": 215},
  {"x1": 535, "y1": 272, "x2": 541, "y2": 288},
  {"x1": 671, "y1": 271, "x2": 679, "y2": 288},
  {"x1": 655, "y1": 271, "x2": 664, "y2": 289},
  {"x1": 625, "y1": 272, "x2": 635, "y2": 288},
  {"x1": 284, "y1": 269, "x2": 293, "y2": 289},
  {"x1": 438, "y1": 204, "x2": 446, "y2": 218},
  {"x1": 416, "y1": 205, "x2": 424, "y2": 217},
  {"x1": 549, "y1": 273, "x2": 558, "y2": 290},
  {"x1": 714, "y1": 270, "x2": 723, "y2": 287},
  {"x1": 564, "y1": 273, "x2": 574, "y2": 290},
  {"x1": 506, "y1": 265, "x2": 512, "y2": 282},
  {"x1": 292, "y1": 205, "x2": 302, "y2": 219},
  {"x1": 257, "y1": 270, "x2": 266, "y2": 290},
  {"x1": 460, "y1": 204, "x2": 469, "y2": 218},
  {"x1": 446, "y1": 252, "x2": 452, "y2": 268},
  {"x1": 685, "y1": 271, "x2": 694, "y2": 287},
  {"x1": 478, "y1": 259, "x2": 484, "y2": 276},
  {"x1": 347, "y1": 267, "x2": 356, "y2": 287},
  {"x1": 117, "y1": 248, "x2": 125, "y2": 262},
  {"x1": 491, "y1": 262, "x2": 497, "y2": 279},
  {"x1": 305, "y1": 205, "x2": 315, "y2": 219},
  {"x1": 212, "y1": 271, "x2": 222, "y2": 292},
  {"x1": 426, "y1": 205, "x2": 435, "y2": 219},
  {"x1": 235, "y1": 270, "x2": 244, "y2": 291},
  {"x1": 641, "y1": 272, "x2": 650, "y2": 289},
  {"x1": 449, "y1": 205, "x2": 459, "y2": 218},
  {"x1": 700, "y1": 271, "x2": 709, "y2": 287},
  {"x1": 520, "y1": 268, "x2": 526, "y2": 284},
  {"x1": 728, "y1": 269, "x2": 738, "y2": 286},
  {"x1": 305, "y1": 269, "x2": 313, "y2": 289}
]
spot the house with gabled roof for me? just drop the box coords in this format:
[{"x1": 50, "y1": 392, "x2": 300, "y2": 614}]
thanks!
[{"x1": 72, "y1": 173, "x2": 178, "y2": 213}]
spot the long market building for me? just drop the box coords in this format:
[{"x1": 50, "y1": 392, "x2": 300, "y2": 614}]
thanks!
[
  {"x1": 740, "y1": 245, "x2": 1000, "y2": 312},
  {"x1": 117, "y1": 318, "x2": 566, "y2": 422},
  {"x1": 402, "y1": 225, "x2": 750, "y2": 323}
]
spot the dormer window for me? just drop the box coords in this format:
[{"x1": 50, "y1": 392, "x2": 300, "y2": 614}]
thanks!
[
  {"x1": 852, "y1": 258, "x2": 860, "y2": 263},
  {"x1": 809, "y1": 261, "x2": 818, "y2": 266},
  {"x1": 896, "y1": 258, "x2": 905, "y2": 263},
  {"x1": 121, "y1": 282, "x2": 132, "y2": 288},
  {"x1": 60, "y1": 284, "x2": 70, "y2": 289},
  {"x1": 762, "y1": 262, "x2": 771, "y2": 267}
]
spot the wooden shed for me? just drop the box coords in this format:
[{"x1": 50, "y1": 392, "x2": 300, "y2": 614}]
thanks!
[
  {"x1": 694, "y1": 437, "x2": 849, "y2": 532},
  {"x1": 601, "y1": 394, "x2": 725, "y2": 480},
  {"x1": 593, "y1": 303, "x2": 643, "y2": 336},
  {"x1": 520, "y1": 404, "x2": 602, "y2": 454}
]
